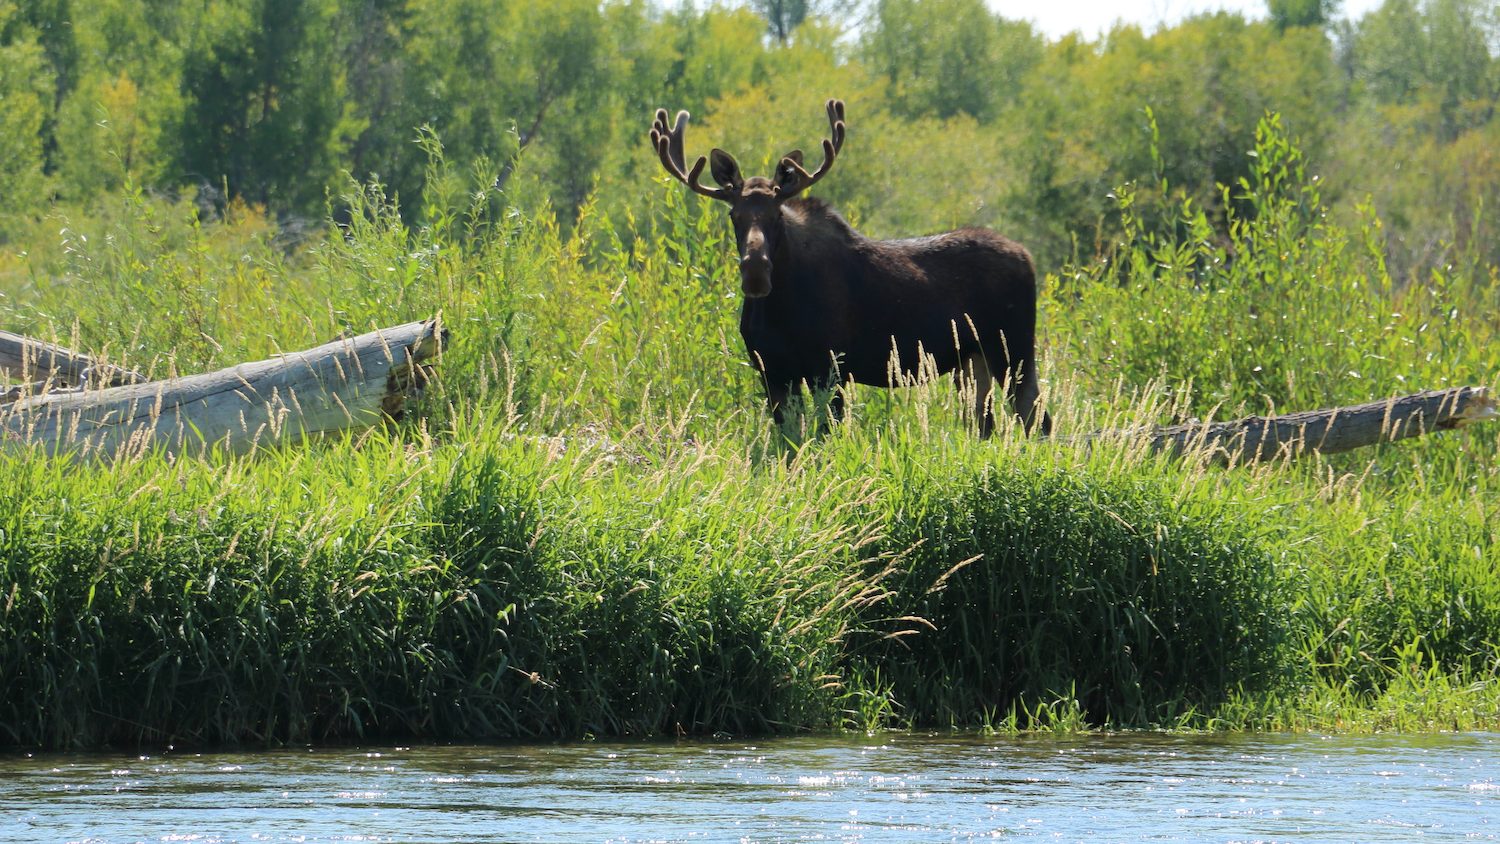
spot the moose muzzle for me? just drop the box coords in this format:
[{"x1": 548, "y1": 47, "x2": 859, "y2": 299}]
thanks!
[
  {"x1": 739, "y1": 228, "x2": 773, "y2": 298},
  {"x1": 740, "y1": 256, "x2": 772, "y2": 298}
]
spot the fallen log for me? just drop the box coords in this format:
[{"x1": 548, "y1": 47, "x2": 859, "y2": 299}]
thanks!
[
  {"x1": 0, "y1": 329, "x2": 147, "y2": 392},
  {"x1": 1136, "y1": 386, "x2": 1496, "y2": 465},
  {"x1": 1, "y1": 320, "x2": 445, "y2": 460}
]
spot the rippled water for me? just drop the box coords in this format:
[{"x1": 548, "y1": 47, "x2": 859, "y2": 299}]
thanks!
[{"x1": 3, "y1": 732, "x2": 1497, "y2": 842}]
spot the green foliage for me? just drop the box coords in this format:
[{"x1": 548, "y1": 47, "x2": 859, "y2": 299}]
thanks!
[
  {"x1": 0, "y1": 397, "x2": 1310, "y2": 747},
  {"x1": 1302, "y1": 492, "x2": 1500, "y2": 694},
  {"x1": 1347, "y1": 0, "x2": 1497, "y2": 118},
  {"x1": 1048, "y1": 113, "x2": 1493, "y2": 416},
  {"x1": 865, "y1": 0, "x2": 1042, "y2": 122},
  {"x1": 46, "y1": 1, "x2": 190, "y2": 199},
  {"x1": 656, "y1": 5, "x2": 767, "y2": 117},
  {"x1": 175, "y1": 0, "x2": 352, "y2": 215},
  {"x1": 0, "y1": 7, "x2": 55, "y2": 229},
  {"x1": 1042, "y1": 114, "x2": 1499, "y2": 721},
  {"x1": 1, "y1": 0, "x2": 1495, "y2": 274},
  {"x1": 1268, "y1": 0, "x2": 1340, "y2": 30},
  {"x1": 751, "y1": 0, "x2": 853, "y2": 41},
  {"x1": 0, "y1": 414, "x2": 873, "y2": 746},
  {"x1": 860, "y1": 451, "x2": 1298, "y2": 728},
  {"x1": 400, "y1": 0, "x2": 615, "y2": 212},
  {"x1": 1013, "y1": 15, "x2": 1339, "y2": 262}
]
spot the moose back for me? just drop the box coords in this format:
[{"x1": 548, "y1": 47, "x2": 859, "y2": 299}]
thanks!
[{"x1": 649, "y1": 99, "x2": 1050, "y2": 438}]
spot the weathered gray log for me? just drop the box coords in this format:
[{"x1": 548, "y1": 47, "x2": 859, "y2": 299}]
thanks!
[
  {"x1": 1140, "y1": 386, "x2": 1496, "y2": 465},
  {"x1": 0, "y1": 329, "x2": 148, "y2": 392},
  {"x1": 1, "y1": 320, "x2": 444, "y2": 460}
]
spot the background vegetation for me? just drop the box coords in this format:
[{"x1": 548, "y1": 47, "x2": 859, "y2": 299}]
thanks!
[
  {"x1": 0, "y1": 0, "x2": 1497, "y2": 748},
  {"x1": 2, "y1": 0, "x2": 1497, "y2": 277}
]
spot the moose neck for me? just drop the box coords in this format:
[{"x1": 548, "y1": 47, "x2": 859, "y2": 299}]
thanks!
[{"x1": 757, "y1": 198, "x2": 860, "y2": 301}]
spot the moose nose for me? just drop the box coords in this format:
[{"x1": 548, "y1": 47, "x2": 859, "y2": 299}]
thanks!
[{"x1": 739, "y1": 255, "x2": 772, "y2": 298}]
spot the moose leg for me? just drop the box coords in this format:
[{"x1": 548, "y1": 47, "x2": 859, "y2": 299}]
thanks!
[
  {"x1": 1004, "y1": 338, "x2": 1050, "y2": 437},
  {"x1": 959, "y1": 350, "x2": 996, "y2": 438},
  {"x1": 764, "y1": 380, "x2": 793, "y2": 429},
  {"x1": 1009, "y1": 360, "x2": 1044, "y2": 435},
  {"x1": 809, "y1": 373, "x2": 846, "y2": 428},
  {"x1": 983, "y1": 328, "x2": 1048, "y2": 437}
]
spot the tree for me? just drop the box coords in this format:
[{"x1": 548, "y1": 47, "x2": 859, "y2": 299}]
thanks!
[
  {"x1": 1267, "y1": 0, "x2": 1340, "y2": 31},
  {"x1": 864, "y1": 0, "x2": 1041, "y2": 121},
  {"x1": 0, "y1": 3, "x2": 56, "y2": 228},
  {"x1": 175, "y1": 0, "x2": 352, "y2": 216},
  {"x1": 752, "y1": 0, "x2": 808, "y2": 41},
  {"x1": 1001, "y1": 14, "x2": 1339, "y2": 264},
  {"x1": 10, "y1": 0, "x2": 75, "y2": 100},
  {"x1": 401, "y1": 0, "x2": 615, "y2": 214},
  {"x1": 339, "y1": 0, "x2": 417, "y2": 202},
  {"x1": 1347, "y1": 0, "x2": 1497, "y2": 136},
  {"x1": 50, "y1": 0, "x2": 191, "y2": 198},
  {"x1": 1348, "y1": 0, "x2": 1430, "y2": 104},
  {"x1": 749, "y1": 0, "x2": 855, "y2": 42}
]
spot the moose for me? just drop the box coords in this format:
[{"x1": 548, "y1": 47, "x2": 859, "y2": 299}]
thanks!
[{"x1": 649, "y1": 99, "x2": 1050, "y2": 438}]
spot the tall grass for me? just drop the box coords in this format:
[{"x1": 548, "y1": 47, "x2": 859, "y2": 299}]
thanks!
[
  {"x1": 860, "y1": 449, "x2": 1297, "y2": 728},
  {"x1": 0, "y1": 117, "x2": 1497, "y2": 748}
]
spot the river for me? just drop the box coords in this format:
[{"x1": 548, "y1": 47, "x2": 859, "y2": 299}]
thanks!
[{"x1": 3, "y1": 732, "x2": 1496, "y2": 842}]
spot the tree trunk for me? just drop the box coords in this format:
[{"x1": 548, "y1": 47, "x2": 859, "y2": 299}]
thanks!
[
  {"x1": 0, "y1": 329, "x2": 148, "y2": 393},
  {"x1": 2, "y1": 320, "x2": 444, "y2": 460},
  {"x1": 1137, "y1": 386, "x2": 1495, "y2": 465}
]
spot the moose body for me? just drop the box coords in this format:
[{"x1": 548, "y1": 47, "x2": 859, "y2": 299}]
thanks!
[{"x1": 650, "y1": 100, "x2": 1049, "y2": 437}]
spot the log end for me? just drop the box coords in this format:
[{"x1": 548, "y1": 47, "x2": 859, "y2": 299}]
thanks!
[
  {"x1": 1437, "y1": 386, "x2": 1496, "y2": 430},
  {"x1": 381, "y1": 318, "x2": 448, "y2": 420}
]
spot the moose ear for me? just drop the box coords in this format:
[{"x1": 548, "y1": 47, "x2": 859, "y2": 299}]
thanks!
[
  {"x1": 774, "y1": 150, "x2": 805, "y2": 192},
  {"x1": 709, "y1": 149, "x2": 742, "y2": 190}
]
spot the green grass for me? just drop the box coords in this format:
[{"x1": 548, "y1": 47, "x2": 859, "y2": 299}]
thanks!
[{"x1": 0, "y1": 119, "x2": 1496, "y2": 749}]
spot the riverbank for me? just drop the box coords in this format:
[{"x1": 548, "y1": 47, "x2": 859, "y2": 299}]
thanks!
[{"x1": 3, "y1": 402, "x2": 1497, "y2": 749}]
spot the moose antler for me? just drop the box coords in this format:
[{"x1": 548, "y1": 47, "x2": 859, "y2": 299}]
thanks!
[
  {"x1": 776, "y1": 99, "x2": 846, "y2": 199},
  {"x1": 650, "y1": 108, "x2": 732, "y2": 201}
]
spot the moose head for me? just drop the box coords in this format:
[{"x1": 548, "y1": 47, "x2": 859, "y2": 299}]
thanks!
[{"x1": 649, "y1": 100, "x2": 846, "y2": 298}]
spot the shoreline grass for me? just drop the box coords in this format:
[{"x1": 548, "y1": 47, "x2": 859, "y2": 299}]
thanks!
[{"x1": 2, "y1": 399, "x2": 1495, "y2": 749}]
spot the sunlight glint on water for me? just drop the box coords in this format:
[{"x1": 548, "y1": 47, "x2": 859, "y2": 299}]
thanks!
[{"x1": 2, "y1": 733, "x2": 1497, "y2": 842}]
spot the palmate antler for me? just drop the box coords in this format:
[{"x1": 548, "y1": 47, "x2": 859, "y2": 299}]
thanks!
[
  {"x1": 649, "y1": 108, "x2": 732, "y2": 201},
  {"x1": 775, "y1": 99, "x2": 845, "y2": 200}
]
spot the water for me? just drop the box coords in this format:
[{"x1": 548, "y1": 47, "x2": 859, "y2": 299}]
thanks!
[{"x1": 2, "y1": 732, "x2": 1497, "y2": 842}]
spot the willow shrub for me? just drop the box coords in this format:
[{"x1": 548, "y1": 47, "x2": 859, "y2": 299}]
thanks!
[{"x1": 1047, "y1": 113, "x2": 1498, "y2": 418}]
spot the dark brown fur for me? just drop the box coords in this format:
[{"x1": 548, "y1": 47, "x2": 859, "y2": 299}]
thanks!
[
  {"x1": 739, "y1": 197, "x2": 1049, "y2": 436},
  {"x1": 650, "y1": 100, "x2": 1049, "y2": 437}
]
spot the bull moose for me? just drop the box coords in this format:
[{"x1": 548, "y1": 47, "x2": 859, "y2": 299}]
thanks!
[{"x1": 649, "y1": 99, "x2": 1050, "y2": 438}]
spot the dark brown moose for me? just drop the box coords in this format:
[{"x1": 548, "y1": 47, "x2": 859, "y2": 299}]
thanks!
[{"x1": 649, "y1": 99, "x2": 1050, "y2": 438}]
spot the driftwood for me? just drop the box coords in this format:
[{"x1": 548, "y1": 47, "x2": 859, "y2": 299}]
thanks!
[
  {"x1": 1, "y1": 330, "x2": 149, "y2": 404},
  {"x1": 1137, "y1": 386, "x2": 1496, "y2": 465},
  {"x1": 1, "y1": 320, "x2": 444, "y2": 460}
]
